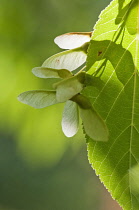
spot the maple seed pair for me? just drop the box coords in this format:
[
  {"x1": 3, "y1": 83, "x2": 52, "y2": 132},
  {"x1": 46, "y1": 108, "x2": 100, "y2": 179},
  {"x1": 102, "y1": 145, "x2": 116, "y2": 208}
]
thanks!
[{"x1": 18, "y1": 32, "x2": 108, "y2": 141}]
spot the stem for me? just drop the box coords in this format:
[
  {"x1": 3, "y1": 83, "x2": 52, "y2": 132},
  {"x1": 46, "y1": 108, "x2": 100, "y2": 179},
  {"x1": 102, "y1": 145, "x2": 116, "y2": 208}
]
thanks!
[{"x1": 75, "y1": 65, "x2": 86, "y2": 76}]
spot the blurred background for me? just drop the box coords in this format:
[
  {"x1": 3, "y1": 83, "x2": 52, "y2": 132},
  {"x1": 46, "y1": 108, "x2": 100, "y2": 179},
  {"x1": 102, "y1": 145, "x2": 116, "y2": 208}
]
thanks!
[{"x1": 0, "y1": 0, "x2": 122, "y2": 209}]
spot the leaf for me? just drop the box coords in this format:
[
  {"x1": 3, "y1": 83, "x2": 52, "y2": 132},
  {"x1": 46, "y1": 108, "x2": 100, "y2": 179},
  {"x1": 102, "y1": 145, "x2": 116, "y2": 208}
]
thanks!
[
  {"x1": 129, "y1": 164, "x2": 139, "y2": 197},
  {"x1": 32, "y1": 67, "x2": 73, "y2": 79},
  {"x1": 18, "y1": 90, "x2": 58, "y2": 108},
  {"x1": 55, "y1": 72, "x2": 85, "y2": 103},
  {"x1": 42, "y1": 48, "x2": 87, "y2": 72},
  {"x1": 54, "y1": 32, "x2": 92, "y2": 49},
  {"x1": 62, "y1": 100, "x2": 79, "y2": 137},
  {"x1": 85, "y1": 0, "x2": 139, "y2": 209}
]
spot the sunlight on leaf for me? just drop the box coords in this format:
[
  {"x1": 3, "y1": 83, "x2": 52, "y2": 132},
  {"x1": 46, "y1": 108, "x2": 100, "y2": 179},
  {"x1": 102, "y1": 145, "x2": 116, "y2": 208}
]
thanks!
[
  {"x1": 62, "y1": 100, "x2": 79, "y2": 137},
  {"x1": 130, "y1": 164, "x2": 139, "y2": 196}
]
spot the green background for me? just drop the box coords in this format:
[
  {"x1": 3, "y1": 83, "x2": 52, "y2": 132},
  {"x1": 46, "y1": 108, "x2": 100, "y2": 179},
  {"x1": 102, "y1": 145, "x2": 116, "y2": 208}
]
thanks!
[{"x1": 0, "y1": 0, "x2": 120, "y2": 210}]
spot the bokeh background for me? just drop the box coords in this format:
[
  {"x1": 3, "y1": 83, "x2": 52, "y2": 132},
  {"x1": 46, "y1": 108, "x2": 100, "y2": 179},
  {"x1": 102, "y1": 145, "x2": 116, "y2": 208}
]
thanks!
[{"x1": 0, "y1": 0, "x2": 122, "y2": 209}]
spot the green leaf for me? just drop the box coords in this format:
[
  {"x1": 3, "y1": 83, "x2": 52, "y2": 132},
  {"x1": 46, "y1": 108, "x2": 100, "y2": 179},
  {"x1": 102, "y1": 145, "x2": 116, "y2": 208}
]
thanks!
[
  {"x1": 55, "y1": 72, "x2": 85, "y2": 103},
  {"x1": 32, "y1": 67, "x2": 73, "y2": 79},
  {"x1": 129, "y1": 164, "x2": 139, "y2": 198},
  {"x1": 54, "y1": 32, "x2": 92, "y2": 49},
  {"x1": 85, "y1": 0, "x2": 139, "y2": 209},
  {"x1": 18, "y1": 90, "x2": 58, "y2": 108},
  {"x1": 42, "y1": 48, "x2": 87, "y2": 71},
  {"x1": 62, "y1": 100, "x2": 79, "y2": 137}
]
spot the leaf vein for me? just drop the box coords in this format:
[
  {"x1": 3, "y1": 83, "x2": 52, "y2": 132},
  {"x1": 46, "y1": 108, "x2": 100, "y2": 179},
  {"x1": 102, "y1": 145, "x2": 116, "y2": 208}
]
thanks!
[
  {"x1": 108, "y1": 151, "x2": 129, "y2": 188},
  {"x1": 97, "y1": 126, "x2": 130, "y2": 173}
]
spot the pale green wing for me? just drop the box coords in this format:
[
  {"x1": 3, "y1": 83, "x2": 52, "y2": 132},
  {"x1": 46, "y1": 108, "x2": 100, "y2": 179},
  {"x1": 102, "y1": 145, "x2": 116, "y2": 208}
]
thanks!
[
  {"x1": 42, "y1": 48, "x2": 87, "y2": 72},
  {"x1": 54, "y1": 32, "x2": 92, "y2": 49},
  {"x1": 18, "y1": 90, "x2": 58, "y2": 109},
  {"x1": 32, "y1": 67, "x2": 73, "y2": 79},
  {"x1": 55, "y1": 72, "x2": 85, "y2": 103},
  {"x1": 62, "y1": 100, "x2": 79, "y2": 137},
  {"x1": 80, "y1": 107, "x2": 109, "y2": 142},
  {"x1": 125, "y1": 0, "x2": 138, "y2": 35}
]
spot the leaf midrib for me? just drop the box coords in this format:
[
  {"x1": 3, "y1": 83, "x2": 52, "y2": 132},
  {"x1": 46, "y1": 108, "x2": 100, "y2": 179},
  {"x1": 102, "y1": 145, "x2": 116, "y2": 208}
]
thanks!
[{"x1": 129, "y1": 1, "x2": 139, "y2": 208}]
